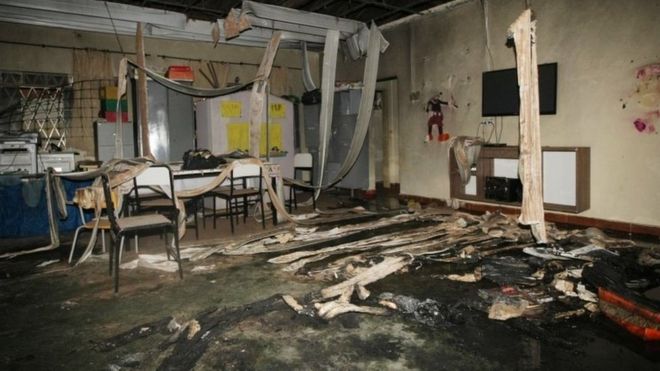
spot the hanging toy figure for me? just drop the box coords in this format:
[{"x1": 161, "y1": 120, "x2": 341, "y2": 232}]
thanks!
[{"x1": 425, "y1": 93, "x2": 452, "y2": 142}]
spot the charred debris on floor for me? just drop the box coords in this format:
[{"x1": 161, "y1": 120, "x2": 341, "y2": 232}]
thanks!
[{"x1": 99, "y1": 207, "x2": 659, "y2": 368}]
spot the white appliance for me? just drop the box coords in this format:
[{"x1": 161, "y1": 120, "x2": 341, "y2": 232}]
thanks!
[
  {"x1": 94, "y1": 120, "x2": 136, "y2": 162},
  {"x1": 0, "y1": 132, "x2": 38, "y2": 174},
  {"x1": 38, "y1": 152, "x2": 75, "y2": 173}
]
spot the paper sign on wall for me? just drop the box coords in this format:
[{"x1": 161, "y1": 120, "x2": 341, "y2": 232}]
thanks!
[
  {"x1": 269, "y1": 103, "x2": 286, "y2": 119},
  {"x1": 260, "y1": 122, "x2": 282, "y2": 156},
  {"x1": 227, "y1": 122, "x2": 249, "y2": 151},
  {"x1": 227, "y1": 122, "x2": 283, "y2": 155},
  {"x1": 221, "y1": 100, "x2": 242, "y2": 118}
]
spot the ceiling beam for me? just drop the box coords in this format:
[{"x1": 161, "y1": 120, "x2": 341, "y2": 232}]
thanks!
[
  {"x1": 374, "y1": 0, "x2": 435, "y2": 22},
  {"x1": 307, "y1": 0, "x2": 341, "y2": 13},
  {"x1": 353, "y1": 0, "x2": 421, "y2": 16},
  {"x1": 280, "y1": 0, "x2": 315, "y2": 8},
  {"x1": 184, "y1": 0, "x2": 203, "y2": 12},
  {"x1": 338, "y1": 3, "x2": 368, "y2": 17}
]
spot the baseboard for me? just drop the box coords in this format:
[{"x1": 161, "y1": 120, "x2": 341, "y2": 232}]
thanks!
[{"x1": 400, "y1": 194, "x2": 660, "y2": 238}]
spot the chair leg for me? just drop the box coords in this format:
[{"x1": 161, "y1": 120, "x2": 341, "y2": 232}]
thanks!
[
  {"x1": 101, "y1": 229, "x2": 106, "y2": 254},
  {"x1": 113, "y1": 233, "x2": 122, "y2": 293},
  {"x1": 312, "y1": 190, "x2": 317, "y2": 210},
  {"x1": 172, "y1": 223, "x2": 183, "y2": 279},
  {"x1": 193, "y1": 199, "x2": 199, "y2": 240},
  {"x1": 288, "y1": 186, "x2": 293, "y2": 213},
  {"x1": 235, "y1": 198, "x2": 241, "y2": 225},
  {"x1": 294, "y1": 187, "x2": 298, "y2": 210},
  {"x1": 118, "y1": 236, "x2": 125, "y2": 264},
  {"x1": 164, "y1": 231, "x2": 171, "y2": 260},
  {"x1": 243, "y1": 196, "x2": 248, "y2": 223},
  {"x1": 213, "y1": 196, "x2": 217, "y2": 229},
  {"x1": 108, "y1": 234, "x2": 114, "y2": 276},
  {"x1": 228, "y1": 198, "x2": 235, "y2": 234},
  {"x1": 108, "y1": 243, "x2": 112, "y2": 276},
  {"x1": 201, "y1": 197, "x2": 206, "y2": 229},
  {"x1": 68, "y1": 226, "x2": 85, "y2": 264},
  {"x1": 260, "y1": 193, "x2": 266, "y2": 229}
]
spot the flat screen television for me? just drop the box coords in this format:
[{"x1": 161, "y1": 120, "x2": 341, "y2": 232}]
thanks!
[{"x1": 482, "y1": 62, "x2": 557, "y2": 116}]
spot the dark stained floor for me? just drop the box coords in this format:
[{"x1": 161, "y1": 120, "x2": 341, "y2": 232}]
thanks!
[{"x1": 0, "y1": 192, "x2": 658, "y2": 370}]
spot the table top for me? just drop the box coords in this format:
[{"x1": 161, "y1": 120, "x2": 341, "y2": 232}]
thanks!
[
  {"x1": 173, "y1": 168, "x2": 223, "y2": 177},
  {"x1": 172, "y1": 162, "x2": 280, "y2": 179}
]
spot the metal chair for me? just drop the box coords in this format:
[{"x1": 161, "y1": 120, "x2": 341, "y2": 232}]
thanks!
[
  {"x1": 68, "y1": 182, "x2": 124, "y2": 264},
  {"x1": 68, "y1": 201, "x2": 110, "y2": 264},
  {"x1": 129, "y1": 177, "x2": 202, "y2": 240},
  {"x1": 100, "y1": 165, "x2": 183, "y2": 293},
  {"x1": 283, "y1": 153, "x2": 316, "y2": 212},
  {"x1": 211, "y1": 163, "x2": 265, "y2": 234}
]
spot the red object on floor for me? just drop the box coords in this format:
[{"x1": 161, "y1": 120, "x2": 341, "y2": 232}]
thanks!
[
  {"x1": 598, "y1": 287, "x2": 660, "y2": 341},
  {"x1": 167, "y1": 65, "x2": 194, "y2": 81}
]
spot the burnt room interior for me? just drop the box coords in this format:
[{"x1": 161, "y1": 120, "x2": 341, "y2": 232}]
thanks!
[{"x1": 0, "y1": 0, "x2": 659, "y2": 369}]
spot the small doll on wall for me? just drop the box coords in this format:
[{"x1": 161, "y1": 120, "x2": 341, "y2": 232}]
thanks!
[{"x1": 425, "y1": 93, "x2": 454, "y2": 142}]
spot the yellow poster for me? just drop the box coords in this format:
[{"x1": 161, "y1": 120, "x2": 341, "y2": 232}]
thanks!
[
  {"x1": 226, "y1": 122, "x2": 249, "y2": 151},
  {"x1": 260, "y1": 122, "x2": 282, "y2": 156},
  {"x1": 227, "y1": 122, "x2": 283, "y2": 155},
  {"x1": 221, "y1": 100, "x2": 242, "y2": 117},
  {"x1": 269, "y1": 102, "x2": 286, "y2": 119}
]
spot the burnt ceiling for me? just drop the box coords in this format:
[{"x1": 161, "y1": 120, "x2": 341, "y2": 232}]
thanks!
[{"x1": 108, "y1": 0, "x2": 452, "y2": 25}]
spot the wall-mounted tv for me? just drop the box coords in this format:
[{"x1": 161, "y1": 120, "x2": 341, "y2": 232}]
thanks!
[{"x1": 482, "y1": 63, "x2": 557, "y2": 116}]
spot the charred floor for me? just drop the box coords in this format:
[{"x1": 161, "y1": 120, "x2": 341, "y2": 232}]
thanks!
[{"x1": 0, "y1": 191, "x2": 658, "y2": 371}]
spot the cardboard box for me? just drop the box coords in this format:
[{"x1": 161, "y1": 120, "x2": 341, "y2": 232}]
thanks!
[
  {"x1": 101, "y1": 99, "x2": 128, "y2": 112},
  {"x1": 100, "y1": 86, "x2": 119, "y2": 100}
]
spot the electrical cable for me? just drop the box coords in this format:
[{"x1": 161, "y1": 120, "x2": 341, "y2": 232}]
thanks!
[
  {"x1": 481, "y1": 0, "x2": 494, "y2": 71},
  {"x1": 476, "y1": 119, "x2": 495, "y2": 143},
  {"x1": 495, "y1": 116, "x2": 504, "y2": 143},
  {"x1": 104, "y1": 1, "x2": 126, "y2": 56},
  {"x1": 0, "y1": 40, "x2": 303, "y2": 70},
  {"x1": 0, "y1": 151, "x2": 20, "y2": 171}
]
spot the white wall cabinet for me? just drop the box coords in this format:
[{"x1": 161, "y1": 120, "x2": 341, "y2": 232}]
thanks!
[{"x1": 450, "y1": 146, "x2": 590, "y2": 213}]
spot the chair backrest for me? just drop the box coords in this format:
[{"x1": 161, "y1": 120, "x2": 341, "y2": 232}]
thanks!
[
  {"x1": 232, "y1": 163, "x2": 261, "y2": 178},
  {"x1": 135, "y1": 165, "x2": 172, "y2": 187},
  {"x1": 293, "y1": 153, "x2": 313, "y2": 182},
  {"x1": 101, "y1": 174, "x2": 120, "y2": 231},
  {"x1": 230, "y1": 163, "x2": 262, "y2": 195},
  {"x1": 294, "y1": 153, "x2": 313, "y2": 168},
  {"x1": 132, "y1": 164, "x2": 176, "y2": 200}
]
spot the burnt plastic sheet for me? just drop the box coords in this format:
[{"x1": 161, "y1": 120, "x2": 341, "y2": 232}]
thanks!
[{"x1": 481, "y1": 256, "x2": 537, "y2": 287}]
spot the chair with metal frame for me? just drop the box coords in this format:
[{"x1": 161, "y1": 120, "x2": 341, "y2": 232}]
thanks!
[
  {"x1": 211, "y1": 163, "x2": 265, "y2": 234},
  {"x1": 210, "y1": 182, "x2": 233, "y2": 230},
  {"x1": 126, "y1": 167, "x2": 202, "y2": 240},
  {"x1": 283, "y1": 153, "x2": 316, "y2": 212},
  {"x1": 100, "y1": 164, "x2": 183, "y2": 293},
  {"x1": 68, "y1": 198, "x2": 111, "y2": 264}
]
